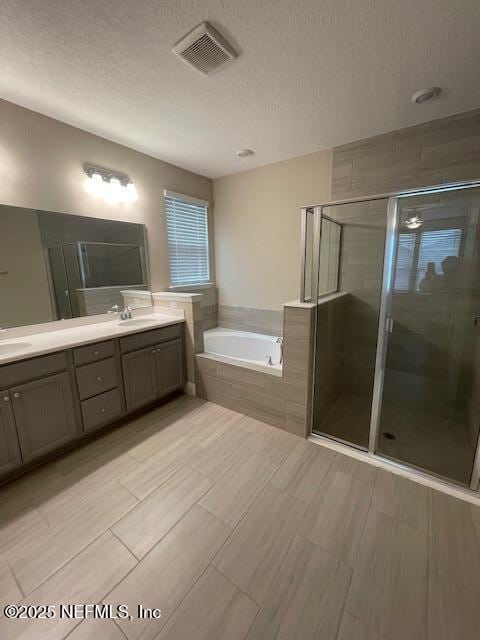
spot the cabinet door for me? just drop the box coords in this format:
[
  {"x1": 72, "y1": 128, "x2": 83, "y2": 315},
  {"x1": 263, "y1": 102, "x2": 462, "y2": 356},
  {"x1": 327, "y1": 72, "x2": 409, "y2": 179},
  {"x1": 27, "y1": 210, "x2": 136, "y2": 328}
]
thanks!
[
  {"x1": 122, "y1": 346, "x2": 158, "y2": 413},
  {"x1": 155, "y1": 339, "x2": 184, "y2": 397},
  {"x1": 0, "y1": 392, "x2": 22, "y2": 475},
  {"x1": 12, "y1": 372, "x2": 77, "y2": 463}
]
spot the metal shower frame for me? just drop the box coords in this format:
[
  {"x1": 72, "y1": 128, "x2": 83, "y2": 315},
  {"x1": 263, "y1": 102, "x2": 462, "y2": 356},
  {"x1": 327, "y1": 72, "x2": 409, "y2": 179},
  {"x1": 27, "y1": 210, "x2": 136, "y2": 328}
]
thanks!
[{"x1": 300, "y1": 178, "x2": 480, "y2": 492}]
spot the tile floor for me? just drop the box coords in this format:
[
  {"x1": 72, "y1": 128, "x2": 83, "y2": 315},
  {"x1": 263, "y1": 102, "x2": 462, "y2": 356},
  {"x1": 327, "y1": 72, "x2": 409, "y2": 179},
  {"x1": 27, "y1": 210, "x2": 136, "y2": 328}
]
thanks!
[{"x1": 0, "y1": 394, "x2": 479, "y2": 639}]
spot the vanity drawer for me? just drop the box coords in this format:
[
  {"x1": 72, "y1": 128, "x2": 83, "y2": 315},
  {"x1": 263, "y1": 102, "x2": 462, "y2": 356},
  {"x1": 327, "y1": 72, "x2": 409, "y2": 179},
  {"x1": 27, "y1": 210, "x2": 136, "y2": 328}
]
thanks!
[
  {"x1": 75, "y1": 357, "x2": 118, "y2": 400},
  {"x1": 81, "y1": 388, "x2": 123, "y2": 432},
  {"x1": 0, "y1": 352, "x2": 67, "y2": 388},
  {"x1": 73, "y1": 340, "x2": 114, "y2": 366},
  {"x1": 120, "y1": 324, "x2": 182, "y2": 353}
]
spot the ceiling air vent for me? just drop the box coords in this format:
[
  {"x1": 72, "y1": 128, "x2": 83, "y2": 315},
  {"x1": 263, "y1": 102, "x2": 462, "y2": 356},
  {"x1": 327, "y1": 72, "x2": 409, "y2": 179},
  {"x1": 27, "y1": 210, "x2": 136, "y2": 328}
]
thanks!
[{"x1": 173, "y1": 22, "x2": 237, "y2": 75}]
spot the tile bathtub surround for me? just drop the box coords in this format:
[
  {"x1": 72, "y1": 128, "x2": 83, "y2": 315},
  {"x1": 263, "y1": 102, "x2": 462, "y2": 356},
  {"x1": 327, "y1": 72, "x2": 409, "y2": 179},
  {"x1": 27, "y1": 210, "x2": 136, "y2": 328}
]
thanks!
[
  {"x1": 153, "y1": 292, "x2": 203, "y2": 393},
  {"x1": 332, "y1": 108, "x2": 480, "y2": 199},
  {"x1": 196, "y1": 302, "x2": 315, "y2": 437},
  {"x1": 218, "y1": 305, "x2": 283, "y2": 336}
]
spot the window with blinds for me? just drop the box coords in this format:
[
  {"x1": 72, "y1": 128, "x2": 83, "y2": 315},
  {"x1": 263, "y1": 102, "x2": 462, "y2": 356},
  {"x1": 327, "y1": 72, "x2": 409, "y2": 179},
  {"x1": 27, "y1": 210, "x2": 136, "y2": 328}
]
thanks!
[
  {"x1": 165, "y1": 191, "x2": 210, "y2": 286},
  {"x1": 393, "y1": 227, "x2": 462, "y2": 292}
]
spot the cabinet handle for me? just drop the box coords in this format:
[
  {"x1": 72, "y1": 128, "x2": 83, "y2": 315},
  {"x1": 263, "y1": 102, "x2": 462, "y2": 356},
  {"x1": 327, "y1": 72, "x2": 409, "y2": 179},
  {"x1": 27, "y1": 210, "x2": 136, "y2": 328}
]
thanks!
[
  {"x1": 100, "y1": 407, "x2": 106, "y2": 413},
  {"x1": 151, "y1": 349, "x2": 156, "y2": 353},
  {"x1": 3, "y1": 395, "x2": 9, "y2": 402},
  {"x1": 13, "y1": 392, "x2": 20, "y2": 399},
  {"x1": 97, "y1": 376, "x2": 102, "y2": 382},
  {"x1": 94, "y1": 350, "x2": 99, "y2": 356}
]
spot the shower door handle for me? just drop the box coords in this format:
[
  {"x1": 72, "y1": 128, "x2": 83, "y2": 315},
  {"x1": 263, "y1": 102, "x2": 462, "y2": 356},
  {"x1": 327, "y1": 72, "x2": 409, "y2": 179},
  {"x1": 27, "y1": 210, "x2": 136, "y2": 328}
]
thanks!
[{"x1": 386, "y1": 317, "x2": 394, "y2": 333}]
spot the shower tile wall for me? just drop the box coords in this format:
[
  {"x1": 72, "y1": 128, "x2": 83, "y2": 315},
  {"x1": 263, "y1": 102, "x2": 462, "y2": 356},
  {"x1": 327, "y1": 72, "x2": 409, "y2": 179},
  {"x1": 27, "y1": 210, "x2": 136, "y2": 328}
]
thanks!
[
  {"x1": 313, "y1": 200, "x2": 387, "y2": 447},
  {"x1": 332, "y1": 108, "x2": 480, "y2": 200},
  {"x1": 335, "y1": 200, "x2": 387, "y2": 398},
  {"x1": 313, "y1": 294, "x2": 347, "y2": 424}
]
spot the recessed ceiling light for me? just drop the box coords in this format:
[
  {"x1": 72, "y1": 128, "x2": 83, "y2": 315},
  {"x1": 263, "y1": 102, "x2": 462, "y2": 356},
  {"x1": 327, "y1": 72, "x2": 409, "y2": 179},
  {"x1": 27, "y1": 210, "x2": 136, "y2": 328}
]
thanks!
[
  {"x1": 411, "y1": 87, "x2": 441, "y2": 104},
  {"x1": 236, "y1": 148, "x2": 254, "y2": 157}
]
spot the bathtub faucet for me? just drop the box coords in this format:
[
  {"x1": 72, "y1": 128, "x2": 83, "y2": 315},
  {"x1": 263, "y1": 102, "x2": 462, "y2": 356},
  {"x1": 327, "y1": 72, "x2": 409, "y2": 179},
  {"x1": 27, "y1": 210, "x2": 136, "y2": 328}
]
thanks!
[{"x1": 276, "y1": 337, "x2": 284, "y2": 364}]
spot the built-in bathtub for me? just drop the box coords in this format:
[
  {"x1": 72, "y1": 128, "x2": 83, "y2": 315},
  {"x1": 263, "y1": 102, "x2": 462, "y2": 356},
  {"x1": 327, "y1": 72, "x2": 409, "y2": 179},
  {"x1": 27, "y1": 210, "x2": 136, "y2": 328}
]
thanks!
[{"x1": 202, "y1": 327, "x2": 282, "y2": 376}]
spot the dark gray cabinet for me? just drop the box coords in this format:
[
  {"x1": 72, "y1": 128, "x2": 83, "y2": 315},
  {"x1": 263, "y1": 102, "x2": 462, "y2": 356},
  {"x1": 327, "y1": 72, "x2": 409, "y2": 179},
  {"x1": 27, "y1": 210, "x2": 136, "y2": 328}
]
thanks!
[
  {"x1": 11, "y1": 372, "x2": 77, "y2": 462},
  {"x1": 0, "y1": 392, "x2": 22, "y2": 474},
  {"x1": 122, "y1": 345, "x2": 158, "y2": 412},
  {"x1": 0, "y1": 322, "x2": 185, "y2": 481},
  {"x1": 156, "y1": 339, "x2": 184, "y2": 397},
  {"x1": 122, "y1": 338, "x2": 184, "y2": 412}
]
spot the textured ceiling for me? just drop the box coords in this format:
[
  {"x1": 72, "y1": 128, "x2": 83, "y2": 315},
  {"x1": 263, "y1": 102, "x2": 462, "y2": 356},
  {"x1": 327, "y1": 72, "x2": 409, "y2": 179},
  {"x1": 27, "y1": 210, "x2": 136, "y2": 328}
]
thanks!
[{"x1": 1, "y1": 0, "x2": 480, "y2": 178}]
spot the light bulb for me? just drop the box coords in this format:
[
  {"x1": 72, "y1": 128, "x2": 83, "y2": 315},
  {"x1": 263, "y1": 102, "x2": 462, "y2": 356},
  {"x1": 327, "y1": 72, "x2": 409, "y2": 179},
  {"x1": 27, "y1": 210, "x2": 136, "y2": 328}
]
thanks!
[
  {"x1": 125, "y1": 182, "x2": 138, "y2": 202},
  {"x1": 106, "y1": 177, "x2": 122, "y2": 203}
]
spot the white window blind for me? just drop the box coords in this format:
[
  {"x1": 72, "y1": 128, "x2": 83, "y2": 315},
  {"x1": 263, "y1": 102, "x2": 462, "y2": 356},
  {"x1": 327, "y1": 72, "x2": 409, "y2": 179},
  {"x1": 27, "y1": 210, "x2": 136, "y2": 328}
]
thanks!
[
  {"x1": 165, "y1": 192, "x2": 210, "y2": 286},
  {"x1": 393, "y1": 228, "x2": 462, "y2": 292},
  {"x1": 394, "y1": 233, "x2": 415, "y2": 291},
  {"x1": 415, "y1": 228, "x2": 462, "y2": 289}
]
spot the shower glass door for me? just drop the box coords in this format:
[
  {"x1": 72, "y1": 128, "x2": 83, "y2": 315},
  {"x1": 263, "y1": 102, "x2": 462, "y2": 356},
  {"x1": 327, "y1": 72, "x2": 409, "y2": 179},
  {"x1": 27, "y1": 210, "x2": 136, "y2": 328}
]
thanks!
[
  {"x1": 375, "y1": 188, "x2": 480, "y2": 486},
  {"x1": 312, "y1": 199, "x2": 388, "y2": 448}
]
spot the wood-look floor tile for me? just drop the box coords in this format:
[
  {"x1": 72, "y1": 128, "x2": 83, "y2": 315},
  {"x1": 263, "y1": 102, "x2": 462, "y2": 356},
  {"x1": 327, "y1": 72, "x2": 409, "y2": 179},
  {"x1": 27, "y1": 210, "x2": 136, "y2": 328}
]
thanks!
[
  {"x1": 372, "y1": 469, "x2": 429, "y2": 533},
  {"x1": 185, "y1": 400, "x2": 230, "y2": 426},
  {"x1": 430, "y1": 490, "x2": 480, "y2": 589},
  {"x1": 188, "y1": 408, "x2": 245, "y2": 448},
  {"x1": 336, "y1": 612, "x2": 381, "y2": 640},
  {"x1": 241, "y1": 419, "x2": 298, "y2": 465},
  {"x1": 0, "y1": 555, "x2": 22, "y2": 611},
  {"x1": 428, "y1": 570, "x2": 480, "y2": 640},
  {"x1": 213, "y1": 485, "x2": 307, "y2": 604},
  {"x1": 271, "y1": 440, "x2": 335, "y2": 504},
  {"x1": 0, "y1": 505, "x2": 49, "y2": 556},
  {"x1": 7, "y1": 481, "x2": 137, "y2": 595},
  {"x1": 118, "y1": 437, "x2": 203, "y2": 500},
  {"x1": 191, "y1": 426, "x2": 255, "y2": 481},
  {"x1": 300, "y1": 466, "x2": 374, "y2": 566},
  {"x1": 156, "y1": 566, "x2": 258, "y2": 640},
  {"x1": 346, "y1": 509, "x2": 428, "y2": 640},
  {"x1": 107, "y1": 505, "x2": 231, "y2": 640},
  {"x1": 246, "y1": 535, "x2": 351, "y2": 640},
  {"x1": 66, "y1": 619, "x2": 126, "y2": 640},
  {"x1": 0, "y1": 531, "x2": 136, "y2": 640},
  {"x1": 199, "y1": 452, "x2": 278, "y2": 528},
  {"x1": 237, "y1": 415, "x2": 272, "y2": 436},
  {"x1": 126, "y1": 416, "x2": 194, "y2": 462},
  {"x1": 112, "y1": 466, "x2": 214, "y2": 559}
]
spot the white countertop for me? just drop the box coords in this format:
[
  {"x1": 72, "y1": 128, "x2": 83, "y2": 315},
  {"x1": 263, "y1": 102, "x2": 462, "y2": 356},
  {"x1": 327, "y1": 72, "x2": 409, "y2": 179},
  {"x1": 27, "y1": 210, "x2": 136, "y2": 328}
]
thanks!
[{"x1": 0, "y1": 314, "x2": 184, "y2": 366}]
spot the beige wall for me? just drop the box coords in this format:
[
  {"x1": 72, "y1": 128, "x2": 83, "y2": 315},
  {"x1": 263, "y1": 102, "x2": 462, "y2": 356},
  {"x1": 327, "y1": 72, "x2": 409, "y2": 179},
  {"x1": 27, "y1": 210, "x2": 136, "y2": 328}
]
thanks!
[
  {"x1": 0, "y1": 98, "x2": 213, "y2": 292},
  {"x1": 213, "y1": 150, "x2": 332, "y2": 310}
]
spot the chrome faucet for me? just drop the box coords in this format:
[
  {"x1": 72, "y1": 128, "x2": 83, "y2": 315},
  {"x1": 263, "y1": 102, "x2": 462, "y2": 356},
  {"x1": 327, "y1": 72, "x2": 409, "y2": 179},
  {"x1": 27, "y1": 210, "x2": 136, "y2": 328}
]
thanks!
[
  {"x1": 109, "y1": 304, "x2": 132, "y2": 320},
  {"x1": 120, "y1": 305, "x2": 132, "y2": 321},
  {"x1": 276, "y1": 337, "x2": 284, "y2": 364}
]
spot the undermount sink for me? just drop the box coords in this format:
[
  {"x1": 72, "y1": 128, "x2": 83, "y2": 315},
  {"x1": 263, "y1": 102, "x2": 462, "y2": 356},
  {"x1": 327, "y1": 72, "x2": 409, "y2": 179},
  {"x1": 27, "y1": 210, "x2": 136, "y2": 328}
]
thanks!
[
  {"x1": 117, "y1": 318, "x2": 160, "y2": 327},
  {"x1": 0, "y1": 341, "x2": 32, "y2": 355}
]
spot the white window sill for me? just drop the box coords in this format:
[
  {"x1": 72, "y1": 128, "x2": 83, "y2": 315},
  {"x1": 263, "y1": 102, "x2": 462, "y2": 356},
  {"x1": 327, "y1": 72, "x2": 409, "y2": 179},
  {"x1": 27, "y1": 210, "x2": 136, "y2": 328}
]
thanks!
[{"x1": 169, "y1": 282, "x2": 215, "y2": 291}]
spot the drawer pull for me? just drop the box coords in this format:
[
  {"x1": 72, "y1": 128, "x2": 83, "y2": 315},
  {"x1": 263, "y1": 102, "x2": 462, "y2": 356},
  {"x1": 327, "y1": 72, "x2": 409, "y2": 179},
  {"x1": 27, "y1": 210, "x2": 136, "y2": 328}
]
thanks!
[
  {"x1": 97, "y1": 376, "x2": 102, "y2": 382},
  {"x1": 94, "y1": 350, "x2": 99, "y2": 356},
  {"x1": 100, "y1": 407, "x2": 106, "y2": 413},
  {"x1": 13, "y1": 392, "x2": 20, "y2": 399},
  {"x1": 3, "y1": 395, "x2": 9, "y2": 402}
]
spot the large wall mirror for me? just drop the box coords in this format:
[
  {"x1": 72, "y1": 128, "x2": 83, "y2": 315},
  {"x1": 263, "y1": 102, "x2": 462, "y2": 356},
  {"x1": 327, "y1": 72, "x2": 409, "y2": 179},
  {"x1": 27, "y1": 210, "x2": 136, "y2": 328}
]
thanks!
[{"x1": 0, "y1": 204, "x2": 152, "y2": 329}]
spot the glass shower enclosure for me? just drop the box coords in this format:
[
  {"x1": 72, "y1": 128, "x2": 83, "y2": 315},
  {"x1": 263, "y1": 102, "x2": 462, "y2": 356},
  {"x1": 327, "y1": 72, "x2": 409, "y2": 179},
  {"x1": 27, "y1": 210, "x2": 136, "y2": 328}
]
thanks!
[{"x1": 302, "y1": 180, "x2": 480, "y2": 491}]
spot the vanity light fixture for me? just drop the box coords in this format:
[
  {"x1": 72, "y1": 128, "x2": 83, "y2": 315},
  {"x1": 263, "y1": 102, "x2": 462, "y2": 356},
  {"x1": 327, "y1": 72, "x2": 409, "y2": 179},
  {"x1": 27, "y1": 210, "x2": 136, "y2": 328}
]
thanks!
[{"x1": 84, "y1": 165, "x2": 138, "y2": 203}]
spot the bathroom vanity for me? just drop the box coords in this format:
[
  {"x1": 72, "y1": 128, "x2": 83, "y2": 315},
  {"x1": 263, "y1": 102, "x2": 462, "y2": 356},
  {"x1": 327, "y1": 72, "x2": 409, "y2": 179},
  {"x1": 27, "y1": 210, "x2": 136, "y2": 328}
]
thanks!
[{"x1": 0, "y1": 316, "x2": 185, "y2": 481}]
